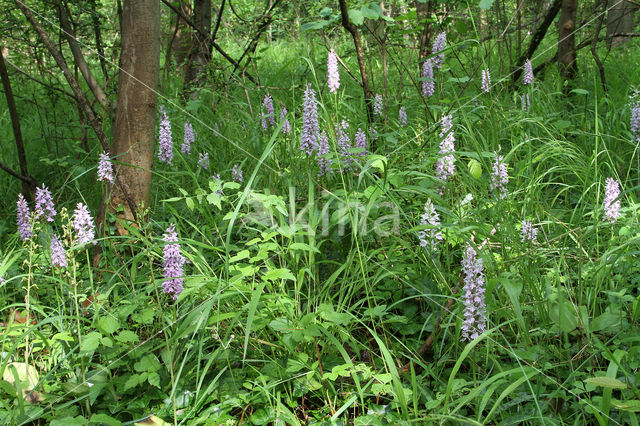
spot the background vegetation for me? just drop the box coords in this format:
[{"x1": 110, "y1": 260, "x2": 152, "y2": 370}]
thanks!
[{"x1": 0, "y1": 0, "x2": 640, "y2": 424}]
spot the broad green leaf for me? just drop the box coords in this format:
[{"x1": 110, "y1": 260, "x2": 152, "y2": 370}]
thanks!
[
  {"x1": 51, "y1": 417, "x2": 87, "y2": 426},
  {"x1": 147, "y1": 372, "x2": 160, "y2": 388},
  {"x1": 361, "y1": 5, "x2": 380, "y2": 20},
  {"x1": 132, "y1": 307, "x2": 155, "y2": 324},
  {"x1": 479, "y1": 0, "x2": 495, "y2": 10},
  {"x1": 548, "y1": 299, "x2": 578, "y2": 332},
  {"x1": 571, "y1": 88, "x2": 589, "y2": 95},
  {"x1": 263, "y1": 268, "x2": 296, "y2": 282},
  {"x1": 368, "y1": 154, "x2": 387, "y2": 172},
  {"x1": 115, "y1": 330, "x2": 139, "y2": 343},
  {"x1": 468, "y1": 159, "x2": 482, "y2": 179},
  {"x1": 584, "y1": 376, "x2": 627, "y2": 389},
  {"x1": 348, "y1": 9, "x2": 364, "y2": 25},
  {"x1": 123, "y1": 374, "x2": 140, "y2": 391},
  {"x1": 300, "y1": 21, "x2": 328, "y2": 31},
  {"x1": 289, "y1": 242, "x2": 320, "y2": 253},
  {"x1": 611, "y1": 399, "x2": 640, "y2": 412},
  {"x1": 98, "y1": 316, "x2": 120, "y2": 335},
  {"x1": 134, "y1": 416, "x2": 170, "y2": 426},
  {"x1": 591, "y1": 309, "x2": 621, "y2": 332},
  {"x1": 80, "y1": 332, "x2": 102, "y2": 352},
  {"x1": 89, "y1": 413, "x2": 123, "y2": 426}
]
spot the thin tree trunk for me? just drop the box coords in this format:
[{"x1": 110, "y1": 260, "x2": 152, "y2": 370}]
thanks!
[
  {"x1": 0, "y1": 48, "x2": 36, "y2": 197},
  {"x1": 110, "y1": 0, "x2": 160, "y2": 229},
  {"x1": 89, "y1": 0, "x2": 108, "y2": 84},
  {"x1": 56, "y1": 0, "x2": 109, "y2": 109},
  {"x1": 338, "y1": 0, "x2": 374, "y2": 129},
  {"x1": 416, "y1": 0, "x2": 436, "y2": 61},
  {"x1": 591, "y1": 0, "x2": 608, "y2": 93},
  {"x1": 512, "y1": 0, "x2": 562, "y2": 84},
  {"x1": 558, "y1": 0, "x2": 578, "y2": 86},
  {"x1": 184, "y1": 0, "x2": 212, "y2": 95}
]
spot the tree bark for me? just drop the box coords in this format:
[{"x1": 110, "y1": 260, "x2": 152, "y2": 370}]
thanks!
[
  {"x1": 558, "y1": 0, "x2": 578, "y2": 85},
  {"x1": 184, "y1": 0, "x2": 212, "y2": 95},
  {"x1": 607, "y1": 0, "x2": 637, "y2": 47},
  {"x1": 110, "y1": 0, "x2": 160, "y2": 228},
  {"x1": 338, "y1": 0, "x2": 374, "y2": 128},
  {"x1": 0, "y1": 48, "x2": 36, "y2": 197},
  {"x1": 415, "y1": 0, "x2": 436, "y2": 61}
]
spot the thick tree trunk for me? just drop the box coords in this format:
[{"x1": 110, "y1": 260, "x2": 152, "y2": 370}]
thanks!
[
  {"x1": 558, "y1": 0, "x2": 578, "y2": 85},
  {"x1": 607, "y1": 0, "x2": 636, "y2": 47},
  {"x1": 110, "y1": 0, "x2": 160, "y2": 227}
]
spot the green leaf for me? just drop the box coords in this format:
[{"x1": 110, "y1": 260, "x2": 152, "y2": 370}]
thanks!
[
  {"x1": 548, "y1": 299, "x2": 578, "y2": 332},
  {"x1": 98, "y1": 316, "x2": 120, "y2": 335},
  {"x1": 134, "y1": 354, "x2": 161, "y2": 373},
  {"x1": 289, "y1": 242, "x2": 320, "y2": 253},
  {"x1": 51, "y1": 417, "x2": 87, "y2": 426},
  {"x1": 115, "y1": 330, "x2": 139, "y2": 343},
  {"x1": 348, "y1": 9, "x2": 364, "y2": 25},
  {"x1": 468, "y1": 159, "x2": 482, "y2": 179},
  {"x1": 230, "y1": 250, "x2": 250, "y2": 263},
  {"x1": 584, "y1": 376, "x2": 627, "y2": 389},
  {"x1": 147, "y1": 372, "x2": 160, "y2": 388},
  {"x1": 185, "y1": 197, "x2": 195, "y2": 211},
  {"x1": 124, "y1": 374, "x2": 140, "y2": 391},
  {"x1": 571, "y1": 88, "x2": 589, "y2": 95},
  {"x1": 478, "y1": 0, "x2": 495, "y2": 10},
  {"x1": 263, "y1": 268, "x2": 296, "y2": 282},
  {"x1": 368, "y1": 154, "x2": 387, "y2": 172},
  {"x1": 591, "y1": 309, "x2": 621, "y2": 332},
  {"x1": 361, "y1": 5, "x2": 380, "y2": 20},
  {"x1": 81, "y1": 332, "x2": 102, "y2": 352},
  {"x1": 89, "y1": 413, "x2": 123, "y2": 426},
  {"x1": 132, "y1": 307, "x2": 155, "y2": 324},
  {"x1": 611, "y1": 399, "x2": 640, "y2": 412},
  {"x1": 300, "y1": 21, "x2": 328, "y2": 31}
]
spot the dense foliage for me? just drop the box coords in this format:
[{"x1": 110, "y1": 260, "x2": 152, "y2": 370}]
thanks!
[{"x1": 1, "y1": 0, "x2": 640, "y2": 424}]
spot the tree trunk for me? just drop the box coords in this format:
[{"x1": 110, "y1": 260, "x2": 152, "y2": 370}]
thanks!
[
  {"x1": 338, "y1": 0, "x2": 374, "y2": 129},
  {"x1": 415, "y1": 0, "x2": 436, "y2": 61},
  {"x1": 184, "y1": 0, "x2": 212, "y2": 95},
  {"x1": 0, "y1": 48, "x2": 36, "y2": 198},
  {"x1": 607, "y1": 0, "x2": 636, "y2": 47},
  {"x1": 512, "y1": 0, "x2": 562, "y2": 84},
  {"x1": 56, "y1": 0, "x2": 109, "y2": 110},
  {"x1": 558, "y1": 0, "x2": 578, "y2": 85},
  {"x1": 110, "y1": 0, "x2": 160, "y2": 228}
]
